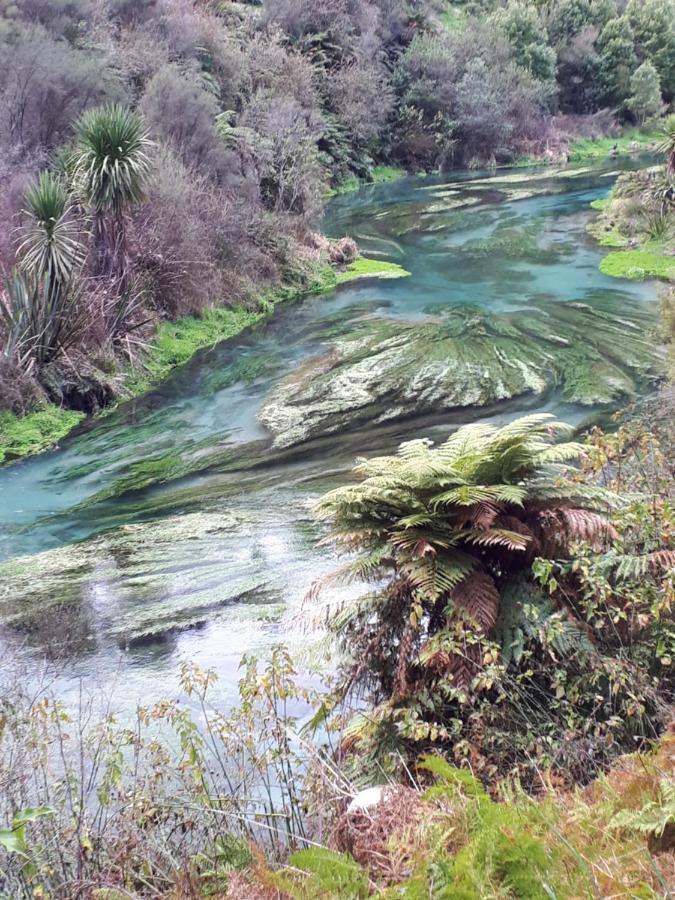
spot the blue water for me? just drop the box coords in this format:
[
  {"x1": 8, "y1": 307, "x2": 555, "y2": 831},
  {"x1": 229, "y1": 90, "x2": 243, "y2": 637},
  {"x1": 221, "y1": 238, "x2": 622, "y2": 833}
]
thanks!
[{"x1": 0, "y1": 161, "x2": 659, "y2": 710}]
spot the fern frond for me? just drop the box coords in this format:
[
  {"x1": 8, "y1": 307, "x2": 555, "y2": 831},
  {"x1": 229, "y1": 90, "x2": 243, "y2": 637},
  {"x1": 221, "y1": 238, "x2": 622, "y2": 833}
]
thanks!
[{"x1": 451, "y1": 571, "x2": 500, "y2": 630}]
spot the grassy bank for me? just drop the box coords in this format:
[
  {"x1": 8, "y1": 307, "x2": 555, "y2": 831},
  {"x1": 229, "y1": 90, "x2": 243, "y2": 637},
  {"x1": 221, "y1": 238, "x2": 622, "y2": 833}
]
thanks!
[
  {"x1": 600, "y1": 242, "x2": 675, "y2": 281},
  {"x1": 0, "y1": 256, "x2": 410, "y2": 465},
  {"x1": 325, "y1": 165, "x2": 407, "y2": 197},
  {"x1": 0, "y1": 407, "x2": 85, "y2": 465},
  {"x1": 568, "y1": 127, "x2": 661, "y2": 163},
  {"x1": 588, "y1": 165, "x2": 675, "y2": 285}
]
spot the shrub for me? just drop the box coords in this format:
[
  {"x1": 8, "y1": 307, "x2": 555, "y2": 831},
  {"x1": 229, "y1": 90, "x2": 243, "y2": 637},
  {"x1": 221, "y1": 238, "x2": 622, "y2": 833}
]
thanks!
[
  {"x1": 0, "y1": 24, "x2": 126, "y2": 151},
  {"x1": 140, "y1": 65, "x2": 231, "y2": 180},
  {"x1": 330, "y1": 62, "x2": 395, "y2": 147},
  {"x1": 626, "y1": 61, "x2": 664, "y2": 126},
  {"x1": 240, "y1": 92, "x2": 325, "y2": 214},
  {"x1": 129, "y1": 147, "x2": 257, "y2": 317},
  {"x1": 314, "y1": 414, "x2": 673, "y2": 782}
]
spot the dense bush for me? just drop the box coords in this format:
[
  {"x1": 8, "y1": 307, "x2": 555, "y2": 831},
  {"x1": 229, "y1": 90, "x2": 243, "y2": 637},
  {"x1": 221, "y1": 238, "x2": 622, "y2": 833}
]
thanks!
[
  {"x1": 314, "y1": 414, "x2": 674, "y2": 785},
  {"x1": 0, "y1": 24, "x2": 126, "y2": 151},
  {"x1": 140, "y1": 65, "x2": 232, "y2": 179}
]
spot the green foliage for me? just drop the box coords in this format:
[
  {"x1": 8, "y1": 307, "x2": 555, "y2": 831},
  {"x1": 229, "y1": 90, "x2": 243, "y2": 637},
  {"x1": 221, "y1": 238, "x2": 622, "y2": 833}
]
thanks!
[
  {"x1": 0, "y1": 268, "x2": 84, "y2": 371},
  {"x1": 490, "y1": 1, "x2": 556, "y2": 85},
  {"x1": 0, "y1": 649, "x2": 322, "y2": 895},
  {"x1": 313, "y1": 415, "x2": 642, "y2": 777},
  {"x1": 0, "y1": 805, "x2": 54, "y2": 881},
  {"x1": 17, "y1": 172, "x2": 84, "y2": 284},
  {"x1": 0, "y1": 405, "x2": 84, "y2": 464},
  {"x1": 626, "y1": 0, "x2": 675, "y2": 101},
  {"x1": 568, "y1": 127, "x2": 661, "y2": 162},
  {"x1": 74, "y1": 104, "x2": 152, "y2": 214},
  {"x1": 626, "y1": 61, "x2": 663, "y2": 126},
  {"x1": 611, "y1": 779, "x2": 675, "y2": 840},
  {"x1": 656, "y1": 113, "x2": 675, "y2": 176},
  {"x1": 595, "y1": 15, "x2": 637, "y2": 107},
  {"x1": 334, "y1": 257, "x2": 411, "y2": 284},
  {"x1": 281, "y1": 848, "x2": 370, "y2": 898}
]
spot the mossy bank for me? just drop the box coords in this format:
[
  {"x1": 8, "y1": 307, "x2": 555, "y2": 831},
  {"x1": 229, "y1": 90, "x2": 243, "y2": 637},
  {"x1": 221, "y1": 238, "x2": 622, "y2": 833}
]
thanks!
[
  {"x1": 0, "y1": 255, "x2": 410, "y2": 465},
  {"x1": 588, "y1": 168, "x2": 675, "y2": 285}
]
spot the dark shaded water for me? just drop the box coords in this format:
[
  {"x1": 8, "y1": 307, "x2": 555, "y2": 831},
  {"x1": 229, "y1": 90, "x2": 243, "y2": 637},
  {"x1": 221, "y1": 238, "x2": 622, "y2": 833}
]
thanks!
[{"x1": 0, "y1": 161, "x2": 659, "y2": 710}]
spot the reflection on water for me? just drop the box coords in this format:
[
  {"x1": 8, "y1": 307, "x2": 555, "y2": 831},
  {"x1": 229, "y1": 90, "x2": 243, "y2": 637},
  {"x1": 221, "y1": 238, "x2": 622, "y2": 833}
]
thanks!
[{"x1": 0, "y1": 160, "x2": 660, "y2": 711}]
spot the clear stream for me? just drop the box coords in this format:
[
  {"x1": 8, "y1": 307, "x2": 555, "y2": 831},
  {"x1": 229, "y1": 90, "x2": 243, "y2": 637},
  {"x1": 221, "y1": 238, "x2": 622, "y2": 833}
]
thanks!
[{"x1": 0, "y1": 161, "x2": 659, "y2": 712}]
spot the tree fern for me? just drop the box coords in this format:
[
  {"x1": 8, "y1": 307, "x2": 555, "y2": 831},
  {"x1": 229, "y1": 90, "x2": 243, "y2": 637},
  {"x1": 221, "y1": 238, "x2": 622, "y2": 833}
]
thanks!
[{"x1": 315, "y1": 415, "x2": 614, "y2": 710}]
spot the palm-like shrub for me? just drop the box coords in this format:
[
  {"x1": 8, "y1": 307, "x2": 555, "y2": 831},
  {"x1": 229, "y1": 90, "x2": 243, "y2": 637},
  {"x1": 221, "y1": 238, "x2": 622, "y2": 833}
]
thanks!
[
  {"x1": 17, "y1": 172, "x2": 84, "y2": 287},
  {"x1": 1, "y1": 173, "x2": 86, "y2": 373},
  {"x1": 73, "y1": 104, "x2": 152, "y2": 280},
  {"x1": 0, "y1": 270, "x2": 84, "y2": 372}
]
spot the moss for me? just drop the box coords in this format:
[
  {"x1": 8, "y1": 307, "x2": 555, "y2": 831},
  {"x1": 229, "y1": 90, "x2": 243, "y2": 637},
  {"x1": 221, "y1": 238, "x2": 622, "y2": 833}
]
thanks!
[
  {"x1": 590, "y1": 198, "x2": 609, "y2": 210},
  {"x1": 259, "y1": 297, "x2": 660, "y2": 448},
  {"x1": 324, "y1": 166, "x2": 407, "y2": 197},
  {"x1": 123, "y1": 306, "x2": 266, "y2": 399},
  {"x1": 372, "y1": 165, "x2": 406, "y2": 183},
  {"x1": 568, "y1": 127, "x2": 661, "y2": 163},
  {"x1": 0, "y1": 406, "x2": 85, "y2": 464},
  {"x1": 599, "y1": 245, "x2": 675, "y2": 281},
  {"x1": 460, "y1": 225, "x2": 568, "y2": 263},
  {"x1": 598, "y1": 229, "x2": 630, "y2": 248},
  {"x1": 335, "y1": 257, "x2": 410, "y2": 284}
]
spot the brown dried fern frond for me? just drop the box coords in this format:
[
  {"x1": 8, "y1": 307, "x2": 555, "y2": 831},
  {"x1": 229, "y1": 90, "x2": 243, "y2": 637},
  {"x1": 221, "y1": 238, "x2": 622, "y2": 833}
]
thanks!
[{"x1": 451, "y1": 571, "x2": 500, "y2": 631}]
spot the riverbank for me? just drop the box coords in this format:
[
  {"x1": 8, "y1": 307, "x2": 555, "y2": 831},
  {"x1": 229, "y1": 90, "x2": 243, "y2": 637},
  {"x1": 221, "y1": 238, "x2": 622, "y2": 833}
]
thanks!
[
  {"x1": 0, "y1": 255, "x2": 409, "y2": 465},
  {"x1": 588, "y1": 172, "x2": 675, "y2": 284}
]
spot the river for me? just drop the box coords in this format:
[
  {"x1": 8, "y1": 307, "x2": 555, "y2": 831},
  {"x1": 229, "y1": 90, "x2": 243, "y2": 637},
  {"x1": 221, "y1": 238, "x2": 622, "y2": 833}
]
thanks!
[{"x1": 0, "y1": 161, "x2": 660, "y2": 713}]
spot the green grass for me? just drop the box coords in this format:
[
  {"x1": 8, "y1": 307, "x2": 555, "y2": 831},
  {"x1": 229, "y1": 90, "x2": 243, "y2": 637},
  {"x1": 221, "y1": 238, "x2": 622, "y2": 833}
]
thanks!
[
  {"x1": 335, "y1": 257, "x2": 411, "y2": 284},
  {"x1": 590, "y1": 198, "x2": 609, "y2": 210},
  {"x1": 123, "y1": 305, "x2": 266, "y2": 398},
  {"x1": 568, "y1": 127, "x2": 660, "y2": 163},
  {"x1": 325, "y1": 165, "x2": 407, "y2": 197},
  {"x1": 371, "y1": 165, "x2": 406, "y2": 183},
  {"x1": 597, "y1": 227, "x2": 630, "y2": 248},
  {"x1": 600, "y1": 243, "x2": 675, "y2": 281},
  {"x1": 0, "y1": 406, "x2": 85, "y2": 464}
]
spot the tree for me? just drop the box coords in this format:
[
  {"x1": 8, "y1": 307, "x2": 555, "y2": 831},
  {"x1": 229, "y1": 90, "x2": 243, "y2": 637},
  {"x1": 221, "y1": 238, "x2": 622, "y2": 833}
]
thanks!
[
  {"x1": 17, "y1": 171, "x2": 84, "y2": 292},
  {"x1": 315, "y1": 415, "x2": 614, "y2": 706},
  {"x1": 556, "y1": 26, "x2": 602, "y2": 112},
  {"x1": 595, "y1": 16, "x2": 637, "y2": 108},
  {"x1": 626, "y1": 61, "x2": 663, "y2": 126},
  {"x1": 490, "y1": 1, "x2": 556, "y2": 87},
  {"x1": 73, "y1": 104, "x2": 152, "y2": 284},
  {"x1": 627, "y1": 0, "x2": 675, "y2": 101},
  {"x1": 545, "y1": 0, "x2": 592, "y2": 48}
]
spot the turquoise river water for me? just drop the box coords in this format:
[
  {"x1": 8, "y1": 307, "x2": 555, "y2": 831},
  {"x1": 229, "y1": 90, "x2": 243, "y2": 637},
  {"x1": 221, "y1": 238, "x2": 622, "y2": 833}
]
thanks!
[{"x1": 0, "y1": 161, "x2": 660, "y2": 712}]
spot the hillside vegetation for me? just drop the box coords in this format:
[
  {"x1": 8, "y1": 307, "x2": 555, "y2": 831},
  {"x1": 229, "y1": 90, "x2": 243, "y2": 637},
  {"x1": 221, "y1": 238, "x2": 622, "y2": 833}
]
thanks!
[{"x1": 1, "y1": 0, "x2": 675, "y2": 459}]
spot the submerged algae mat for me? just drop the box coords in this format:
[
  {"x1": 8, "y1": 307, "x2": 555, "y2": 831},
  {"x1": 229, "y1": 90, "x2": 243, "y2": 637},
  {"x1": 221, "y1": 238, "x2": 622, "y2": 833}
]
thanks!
[
  {"x1": 259, "y1": 294, "x2": 660, "y2": 448},
  {"x1": 0, "y1": 159, "x2": 662, "y2": 706},
  {"x1": 0, "y1": 496, "x2": 331, "y2": 675}
]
